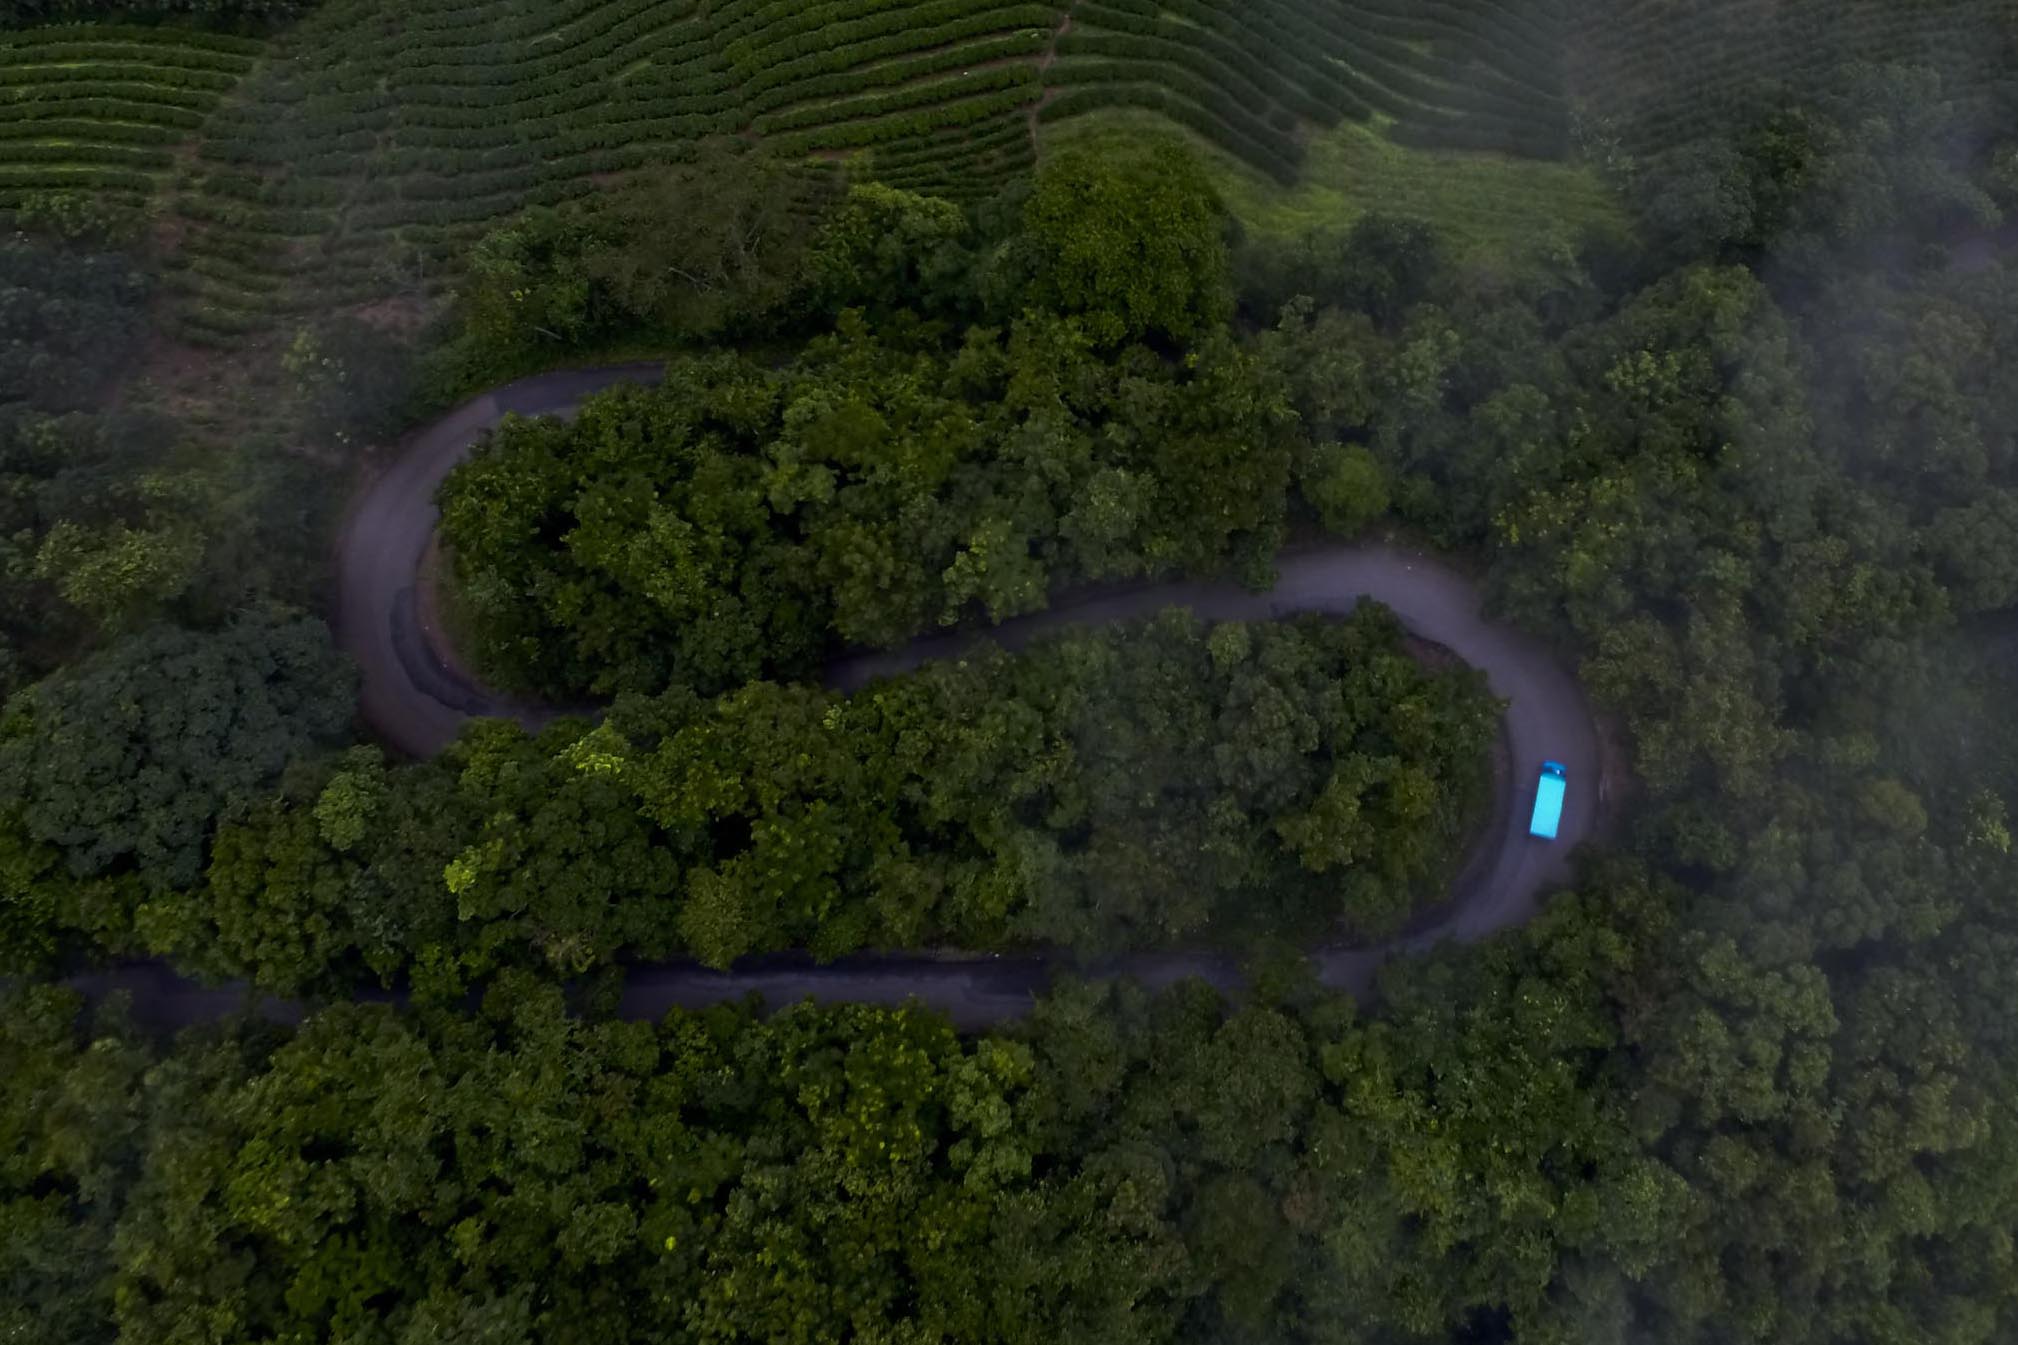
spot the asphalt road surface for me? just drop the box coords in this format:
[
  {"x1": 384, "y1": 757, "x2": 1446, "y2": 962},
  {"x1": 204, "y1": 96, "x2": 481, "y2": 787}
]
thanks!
[{"x1": 76, "y1": 365, "x2": 1600, "y2": 1031}]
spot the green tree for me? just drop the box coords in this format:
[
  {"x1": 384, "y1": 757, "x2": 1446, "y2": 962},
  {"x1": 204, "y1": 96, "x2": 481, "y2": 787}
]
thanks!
[
  {"x1": 0, "y1": 608, "x2": 355, "y2": 893},
  {"x1": 1012, "y1": 139, "x2": 1232, "y2": 347},
  {"x1": 0, "y1": 985, "x2": 150, "y2": 1345}
]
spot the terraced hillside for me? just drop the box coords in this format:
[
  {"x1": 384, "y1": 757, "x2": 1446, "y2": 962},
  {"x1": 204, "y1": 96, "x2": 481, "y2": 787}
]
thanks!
[
  {"x1": 1571, "y1": 0, "x2": 2015, "y2": 154},
  {"x1": 164, "y1": 0, "x2": 1062, "y2": 341},
  {"x1": 0, "y1": 25, "x2": 263, "y2": 215},
  {"x1": 161, "y1": 0, "x2": 1579, "y2": 343},
  {"x1": 1041, "y1": 0, "x2": 1572, "y2": 182}
]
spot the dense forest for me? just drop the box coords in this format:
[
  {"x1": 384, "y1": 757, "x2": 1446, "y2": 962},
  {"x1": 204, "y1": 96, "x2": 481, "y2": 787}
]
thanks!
[
  {"x1": 5, "y1": 607, "x2": 1494, "y2": 990},
  {"x1": 6, "y1": 4, "x2": 2018, "y2": 1343}
]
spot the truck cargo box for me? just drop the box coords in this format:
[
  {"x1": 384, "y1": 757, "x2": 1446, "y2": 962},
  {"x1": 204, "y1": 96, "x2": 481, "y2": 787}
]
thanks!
[{"x1": 1529, "y1": 761, "x2": 1566, "y2": 840}]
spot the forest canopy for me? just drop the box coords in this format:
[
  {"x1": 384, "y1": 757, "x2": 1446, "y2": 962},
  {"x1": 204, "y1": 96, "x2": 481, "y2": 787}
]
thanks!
[
  {"x1": 118, "y1": 608, "x2": 1495, "y2": 993},
  {"x1": 438, "y1": 317, "x2": 1308, "y2": 698},
  {"x1": 5, "y1": 9, "x2": 2018, "y2": 1345}
]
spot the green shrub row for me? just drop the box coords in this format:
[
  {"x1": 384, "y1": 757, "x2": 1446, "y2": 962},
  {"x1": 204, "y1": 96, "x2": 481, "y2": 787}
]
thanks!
[
  {"x1": 1388, "y1": 110, "x2": 1568, "y2": 160},
  {"x1": 747, "y1": 28, "x2": 1049, "y2": 118},
  {"x1": 723, "y1": 0, "x2": 957, "y2": 69},
  {"x1": 1037, "y1": 81, "x2": 1301, "y2": 184},
  {"x1": 877, "y1": 166, "x2": 1019, "y2": 201},
  {"x1": 0, "y1": 140, "x2": 169, "y2": 170},
  {"x1": 741, "y1": 6, "x2": 1052, "y2": 98},
  {"x1": 1327, "y1": 18, "x2": 1560, "y2": 134},
  {"x1": 167, "y1": 227, "x2": 278, "y2": 272},
  {"x1": 877, "y1": 145, "x2": 1028, "y2": 180},
  {"x1": 0, "y1": 184, "x2": 148, "y2": 212},
  {"x1": 1345, "y1": 0, "x2": 1562, "y2": 40},
  {"x1": 174, "y1": 190, "x2": 324, "y2": 233},
  {"x1": 1199, "y1": 0, "x2": 1433, "y2": 130},
  {"x1": 589, "y1": 23, "x2": 734, "y2": 89},
  {"x1": 616, "y1": 0, "x2": 786, "y2": 56},
  {"x1": 1436, "y1": 53, "x2": 1566, "y2": 121},
  {"x1": 371, "y1": 60, "x2": 692, "y2": 114},
  {"x1": 1, "y1": 60, "x2": 238, "y2": 92},
  {"x1": 5, "y1": 77, "x2": 217, "y2": 110},
  {"x1": 729, "y1": 0, "x2": 1057, "y2": 78},
  {"x1": 876, "y1": 143, "x2": 1031, "y2": 185},
  {"x1": 1226, "y1": 0, "x2": 1447, "y2": 121},
  {"x1": 873, "y1": 113, "x2": 1030, "y2": 153},
  {"x1": 403, "y1": 0, "x2": 676, "y2": 72},
  {"x1": 169, "y1": 300, "x2": 269, "y2": 340},
  {"x1": 197, "y1": 123, "x2": 375, "y2": 165},
  {"x1": 160, "y1": 265, "x2": 277, "y2": 309},
  {"x1": 187, "y1": 163, "x2": 345, "y2": 209},
  {"x1": 0, "y1": 22, "x2": 264, "y2": 55},
  {"x1": 1048, "y1": 58, "x2": 1299, "y2": 174},
  {"x1": 348, "y1": 187, "x2": 534, "y2": 231},
  {"x1": 870, "y1": 120, "x2": 1028, "y2": 170},
  {"x1": 379, "y1": 0, "x2": 582, "y2": 43},
  {"x1": 370, "y1": 25, "x2": 711, "y2": 98},
  {"x1": 0, "y1": 110, "x2": 190, "y2": 141},
  {"x1": 214, "y1": 85, "x2": 383, "y2": 123},
  {"x1": 388, "y1": 0, "x2": 526, "y2": 33},
  {"x1": 1073, "y1": 2, "x2": 1291, "y2": 101},
  {"x1": 768, "y1": 84, "x2": 1037, "y2": 153},
  {"x1": 1149, "y1": 0, "x2": 1370, "y2": 124},
  {"x1": 194, "y1": 102, "x2": 730, "y2": 176},
  {"x1": 1058, "y1": 27, "x2": 1335, "y2": 129},
  {"x1": 391, "y1": 164, "x2": 541, "y2": 205},
  {"x1": 1360, "y1": 59, "x2": 1564, "y2": 145},
  {"x1": 0, "y1": 40, "x2": 253, "y2": 74},
  {"x1": 1256, "y1": 0, "x2": 1564, "y2": 148},
  {"x1": 754, "y1": 65, "x2": 1037, "y2": 135},
  {"x1": 522, "y1": 110, "x2": 737, "y2": 154},
  {"x1": 1420, "y1": 69, "x2": 1569, "y2": 144},
  {"x1": 1073, "y1": 0, "x2": 1355, "y2": 124},
  {"x1": 1336, "y1": 0, "x2": 1562, "y2": 75},
  {"x1": 0, "y1": 95, "x2": 203, "y2": 130},
  {"x1": 0, "y1": 163, "x2": 152, "y2": 192}
]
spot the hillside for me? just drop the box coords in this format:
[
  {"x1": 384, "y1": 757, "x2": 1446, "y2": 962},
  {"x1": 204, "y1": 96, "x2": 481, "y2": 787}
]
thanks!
[{"x1": 134, "y1": 0, "x2": 1579, "y2": 340}]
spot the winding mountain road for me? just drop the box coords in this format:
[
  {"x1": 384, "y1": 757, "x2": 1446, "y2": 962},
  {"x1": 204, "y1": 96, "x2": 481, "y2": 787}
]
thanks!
[{"x1": 84, "y1": 366, "x2": 1600, "y2": 1030}]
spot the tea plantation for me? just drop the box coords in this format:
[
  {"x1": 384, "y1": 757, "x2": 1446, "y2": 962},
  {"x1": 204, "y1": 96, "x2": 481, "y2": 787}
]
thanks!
[
  {"x1": 0, "y1": 24, "x2": 263, "y2": 212},
  {"x1": 4, "y1": 0, "x2": 2002, "y2": 343},
  {"x1": 142, "y1": 0, "x2": 1584, "y2": 341}
]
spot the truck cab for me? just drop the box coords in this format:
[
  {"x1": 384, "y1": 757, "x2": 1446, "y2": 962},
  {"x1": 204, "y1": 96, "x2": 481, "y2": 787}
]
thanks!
[{"x1": 1529, "y1": 761, "x2": 1567, "y2": 840}]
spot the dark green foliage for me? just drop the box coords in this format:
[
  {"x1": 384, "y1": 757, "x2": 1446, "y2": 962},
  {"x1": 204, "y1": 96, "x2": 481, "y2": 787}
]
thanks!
[
  {"x1": 0, "y1": 608, "x2": 354, "y2": 894},
  {"x1": 3, "y1": 959, "x2": 1665, "y2": 1345},
  {"x1": 1236, "y1": 212, "x2": 1449, "y2": 326},
  {"x1": 136, "y1": 745, "x2": 473, "y2": 994},
  {"x1": 801, "y1": 181, "x2": 976, "y2": 316},
  {"x1": 135, "y1": 609, "x2": 1493, "y2": 991},
  {"x1": 0, "y1": 236, "x2": 147, "y2": 414},
  {"x1": 1579, "y1": 0, "x2": 2011, "y2": 165},
  {"x1": 280, "y1": 315, "x2": 415, "y2": 447},
  {"x1": 451, "y1": 145, "x2": 832, "y2": 374},
  {"x1": 1247, "y1": 55, "x2": 2018, "y2": 1341},
  {"x1": 0, "y1": 986, "x2": 148, "y2": 1345},
  {"x1": 0, "y1": 403, "x2": 336, "y2": 696},
  {"x1": 1011, "y1": 137, "x2": 1232, "y2": 346},
  {"x1": 1628, "y1": 63, "x2": 2001, "y2": 275},
  {"x1": 624, "y1": 607, "x2": 1494, "y2": 961},
  {"x1": 440, "y1": 310, "x2": 1295, "y2": 698},
  {"x1": 0, "y1": 409, "x2": 184, "y2": 678},
  {"x1": 10, "y1": 19, "x2": 2018, "y2": 1345}
]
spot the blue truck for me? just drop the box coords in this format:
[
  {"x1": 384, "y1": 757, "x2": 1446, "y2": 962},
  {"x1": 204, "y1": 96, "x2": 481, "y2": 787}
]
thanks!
[{"x1": 1529, "y1": 761, "x2": 1567, "y2": 840}]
